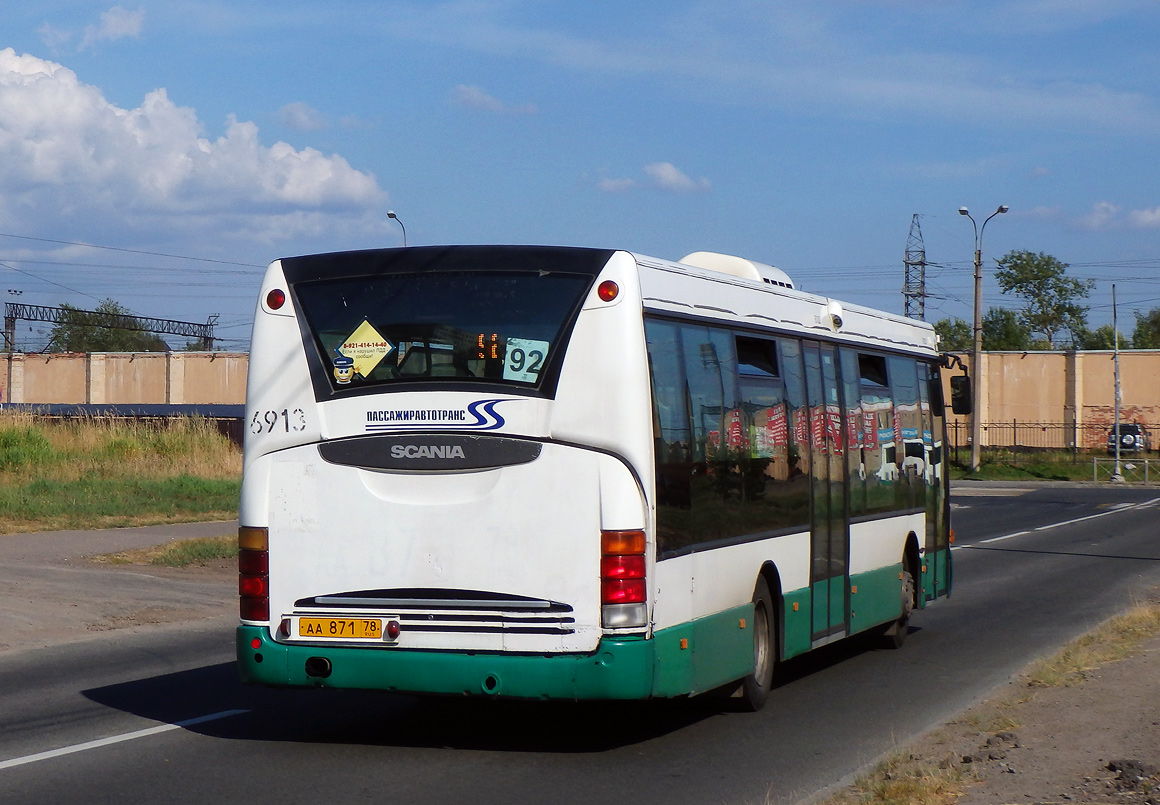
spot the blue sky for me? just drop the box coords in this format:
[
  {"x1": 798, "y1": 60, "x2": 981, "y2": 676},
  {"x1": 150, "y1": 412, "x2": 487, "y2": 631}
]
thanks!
[{"x1": 1, "y1": 1, "x2": 1158, "y2": 350}]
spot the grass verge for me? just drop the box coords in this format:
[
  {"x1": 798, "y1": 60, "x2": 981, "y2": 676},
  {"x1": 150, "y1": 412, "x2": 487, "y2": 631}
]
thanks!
[
  {"x1": 0, "y1": 475, "x2": 240, "y2": 534},
  {"x1": 949, "y1": 455, "x2": 1096, "y2": 482},
  {"x1": 817, "y1": 598, "x2": 1160, "y2": 805},
  {"x1": 0, "y1": 413, "x2": 240, "y2": 534},
  {"x1": 93, "y1": 535, "x2": 238, "y2": 567}
]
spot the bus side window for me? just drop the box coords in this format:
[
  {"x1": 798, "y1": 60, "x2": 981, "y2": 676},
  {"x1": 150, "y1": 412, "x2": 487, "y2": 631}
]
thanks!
[
  {"x1": 737, "y1": 336, "x2": 807, "y2": 532},
  {"x1": 857, "y1": 353, "x2": 895, "y2": 514},
  {"x1": 645, "y1": 320, "x2": 692, "y2": 514},
  {"x1": 839, "y1": 348, "x2": 865, "y2": 517},
  {"x1": 889, "y1": 356, "x2": 923, "y2": 510},
  {"x1": 777, "y1": 338, "x2": 810, "y2": 529}
]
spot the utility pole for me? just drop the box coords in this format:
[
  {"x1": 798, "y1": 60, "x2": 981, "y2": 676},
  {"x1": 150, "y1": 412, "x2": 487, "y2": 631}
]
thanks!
[
  {"x1": 902, "y1": 214, "x2": 926, "y2": 320},
  {"x1": 1112, "y1": 284, "x2": 1123, "y2": 482},
  {"x1": 959, "y1": 204, "x2": 1008, "y2": 474}
]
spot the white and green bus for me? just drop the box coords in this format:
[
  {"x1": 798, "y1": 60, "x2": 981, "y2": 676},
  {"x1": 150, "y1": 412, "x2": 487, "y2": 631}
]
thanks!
[{"x1": 237, "y1": 245, "x2": 953, "y2": 710}]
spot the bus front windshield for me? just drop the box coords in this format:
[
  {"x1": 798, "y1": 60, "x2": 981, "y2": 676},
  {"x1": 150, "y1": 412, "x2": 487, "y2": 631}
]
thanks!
[{"x1": 294, "y1": 270, "x2": 593, "y2": 393}]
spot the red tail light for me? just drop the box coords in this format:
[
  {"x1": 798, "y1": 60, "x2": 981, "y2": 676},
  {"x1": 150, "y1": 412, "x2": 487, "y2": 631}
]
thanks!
[
  {"x1": 600, "y1": 554, "x2": 645, "y2": 580},
  {"x1": 238, "y1": 526, "x2": 269, "y2": 622},
  {"x1": 601, "y1": 530, "x2": 647, "y2": 608},
  {"x1": 602, "y1": 578, "x2": 646, "y2": 604}
]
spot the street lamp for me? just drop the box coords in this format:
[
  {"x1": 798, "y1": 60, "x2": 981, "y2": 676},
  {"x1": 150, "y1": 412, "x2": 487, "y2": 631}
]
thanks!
[
  {"x1": 387, "y1": 210, "x2": 407, "y2": 247},
  {"x1": 958, "y1": 204, "x2": 1008, "y2": 474}
]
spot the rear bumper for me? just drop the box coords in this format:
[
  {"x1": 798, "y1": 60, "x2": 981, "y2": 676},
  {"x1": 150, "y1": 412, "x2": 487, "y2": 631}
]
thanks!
[{"x1": 236, "y1": 625, "x2": 656, "y2": 700}]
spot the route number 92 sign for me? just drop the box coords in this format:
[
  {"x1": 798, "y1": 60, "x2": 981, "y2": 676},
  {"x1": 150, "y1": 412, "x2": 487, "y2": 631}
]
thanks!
[{"x1": 502, "y1": 338, "x2": 549, "y2": 383}]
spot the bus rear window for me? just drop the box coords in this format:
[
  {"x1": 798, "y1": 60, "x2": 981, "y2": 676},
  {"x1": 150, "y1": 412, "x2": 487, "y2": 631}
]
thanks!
[{"x1": 293, "y1": 271, "x2": 592, "y2": 393}]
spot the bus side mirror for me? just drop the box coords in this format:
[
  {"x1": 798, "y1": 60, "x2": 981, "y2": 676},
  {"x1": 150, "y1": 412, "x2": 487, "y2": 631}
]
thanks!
[{"x1": 949, "y1": 375, "x2": 972, "y2": 415}]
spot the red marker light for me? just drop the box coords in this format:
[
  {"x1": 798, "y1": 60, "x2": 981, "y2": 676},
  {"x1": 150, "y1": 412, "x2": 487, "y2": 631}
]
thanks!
[
  {"x1": 266, "y1": 288, "x2": 286, "y2": 310},
  {"x1": 600, "y1": 554, "x2": 646, "y2": 579},
  {"x1": 602, "y1": 578, "x2": 646, "y2": 604},
  {"x1": 251, "y1": 637, "x2": 261, "y2": 649},
  {"x1": 597, "y1": 280, "x2": 619, "y2": 302},
  {"x1": 386, "y1": 620, "x2": 402, "y2": 640}
]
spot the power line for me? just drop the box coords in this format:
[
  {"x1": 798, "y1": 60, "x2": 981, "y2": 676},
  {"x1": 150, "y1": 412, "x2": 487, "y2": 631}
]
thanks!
[{"x1": 0, "y1": 232, "x2": 264, "y2": 268}]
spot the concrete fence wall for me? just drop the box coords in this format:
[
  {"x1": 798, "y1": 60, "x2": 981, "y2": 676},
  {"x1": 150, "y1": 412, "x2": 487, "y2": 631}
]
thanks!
[
  {"x1": 2, "y1": 350, "x2": 1157, "y2": 449},
  {"x1": 1, "y1": 352, "x2": 248, "y2": 405},
  {"x1": 944, "y1": 350, "x2": 1160, "y2": 448}
]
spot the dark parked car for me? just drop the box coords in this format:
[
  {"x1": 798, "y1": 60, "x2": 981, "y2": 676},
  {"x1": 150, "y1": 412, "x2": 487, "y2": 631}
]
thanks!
[{"x1": 1107, "y1": 423, "x2": 1151, "y2": 454}]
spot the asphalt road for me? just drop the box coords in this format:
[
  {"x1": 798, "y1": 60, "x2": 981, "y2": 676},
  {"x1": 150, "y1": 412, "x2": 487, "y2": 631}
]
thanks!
[{"x1": 1, "y1": 484, "x2": 1159, "y2": 804}]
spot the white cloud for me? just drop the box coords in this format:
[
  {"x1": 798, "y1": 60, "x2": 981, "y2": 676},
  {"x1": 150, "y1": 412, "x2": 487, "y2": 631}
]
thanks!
[
  {"x1": 599, "y1": 162, "x2": 711, "y2": 195},
  {"x1": 1126, "y1": 207, "x2": 1160, "y2": 228},
  {"x1": 450, "y1": 84, "x2": 537, "y2": 114},
  {"x1": 1071, "y1": 201, "x2": 1160, "y2": 230},
  {"x1": 597, "y1": 177, "x2": 637, "y2": 193},
  {"x1": 1077, "y1": 201, "x2": 1122, "y2": 230},
  {"x1": 37, "y1": 23, "x2": 72, "y2": 54},
  {"x1": 278, "y1": 102, "x2": 328, "y2": 131},
  {"x1": 1027, "y1": 166, "x2": 1051, "y2": 178},
  {"x1": 0, "y1": 49, "x2": 384, "y2": 243},
  {"x1": 643, "y1": 162, "x2": 711, "y2": 193},
  {"x1": 79, "y1": 6, "x2": 144, "y2": 51}
]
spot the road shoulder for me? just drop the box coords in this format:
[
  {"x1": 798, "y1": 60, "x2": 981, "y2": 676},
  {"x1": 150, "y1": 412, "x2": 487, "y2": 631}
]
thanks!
[{"x1": 0, "y1": 521, "x2": 237, "y2": 654}]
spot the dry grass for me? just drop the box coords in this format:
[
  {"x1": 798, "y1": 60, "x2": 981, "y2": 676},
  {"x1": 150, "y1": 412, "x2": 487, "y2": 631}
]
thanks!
[
  {"x1": 815, "y1": 598, "x2": 1160, "y2": 805},
  {"x1": 0, "y1": 412, "x2": 241, "y2": 533},
  {"x1": 1023, "y1": 601, "x2": 1160, "y2": 689},
  {"x1": 0, "y1": 411, "x2": 240, "y2": 481},
  {"x1": 93, "y1": 535, "x2": 238, "y2": 567},
  {"x1": 823, "y1": 751, "x2": 965, "y2": 805}
]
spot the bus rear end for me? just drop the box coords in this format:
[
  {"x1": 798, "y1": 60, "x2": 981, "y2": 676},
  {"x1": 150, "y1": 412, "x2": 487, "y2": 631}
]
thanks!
[{"x1": 236, "y1": 246, "x2": 658, "y2": 699}]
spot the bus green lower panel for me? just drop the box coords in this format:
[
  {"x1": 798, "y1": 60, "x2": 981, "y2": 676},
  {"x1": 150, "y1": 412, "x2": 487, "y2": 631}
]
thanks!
[
  {"x1": 650, "y1": 603, "x2": 754, "y2": 697},
  {"x1": 237, "y1": 626, "x2": 657, "y2": 700},
  {"x1": 781, "y1": 587, "x2": 812, "y2": 659},
  {"x1": 922, "y1": 548, "x2": 953, "y2": 601},
  {"x1": 238, "y1": 605, "x2": 757, "y2": 701},
  {"x1": 849, "y1": 563, "x2": 904, "y2": 635}
]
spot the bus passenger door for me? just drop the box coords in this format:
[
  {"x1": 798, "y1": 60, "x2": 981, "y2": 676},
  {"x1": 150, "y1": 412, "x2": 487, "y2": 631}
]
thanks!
[
  {"x1": 804, "y1": 342, "x2": 849, "y2": 643},
  {"x1": 922, "y1": 362, "x2": 951, "y2": 599}
]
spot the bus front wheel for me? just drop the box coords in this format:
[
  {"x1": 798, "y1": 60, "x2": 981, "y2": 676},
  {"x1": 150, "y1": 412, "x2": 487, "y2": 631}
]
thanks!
[{"x1": 738, "y1": 576, "x2": 776, "y2": 711}]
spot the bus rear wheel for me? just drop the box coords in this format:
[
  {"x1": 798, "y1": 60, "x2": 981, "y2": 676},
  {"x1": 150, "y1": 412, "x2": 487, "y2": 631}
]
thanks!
[
  {"x1": 880, "y1": 566, "x2": 916, "y2": 650},
  {"x1": 738, "y1": 576, "x2": 776, "y2": 711}
]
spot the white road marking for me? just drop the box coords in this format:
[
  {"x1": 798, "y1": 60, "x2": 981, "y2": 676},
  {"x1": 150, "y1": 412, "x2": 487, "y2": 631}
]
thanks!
[
  {"x1": 954, "y1": 497, "x2": 1157, "y2": 551},
  {"x1": 0, "y1": 709, "x2": 249, "y2": 771},
  {"x1": 979, "y1": 530, "x2": 1030, "y2": 545}
]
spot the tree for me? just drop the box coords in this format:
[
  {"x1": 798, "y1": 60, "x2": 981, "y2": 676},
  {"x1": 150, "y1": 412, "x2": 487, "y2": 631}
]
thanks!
[
  {"x1": 994, "y1": 250, "x2": 1093, "y2": 348},
  {"x1": 932, "y1": 317, "x2": 971, "y2": 351},
  {"x1": 48, "y1": 299, "x2": 169, "y2": 352},
  {"x1": 1075, "y1": 324, "x2": 1129, "y2": 350},
  {"x1": 981, "y1": 307, "x2": 1033, "y2": 350},
  {"x1": 1133, "y1": 308, "x2": 1160, "y2": 348}
]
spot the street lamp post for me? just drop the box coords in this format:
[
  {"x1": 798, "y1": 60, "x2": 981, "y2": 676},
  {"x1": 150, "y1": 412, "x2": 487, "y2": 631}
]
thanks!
[
  {"x1": 958, "y1": 204, "x2": 1008, "y2": 474},
  {"x1": 387, "y1": 210, "x2": 407, "y2": 247}
]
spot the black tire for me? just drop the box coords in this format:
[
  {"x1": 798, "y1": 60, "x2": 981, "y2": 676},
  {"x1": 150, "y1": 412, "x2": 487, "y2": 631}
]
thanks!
[
  {"x1": 880, "y1": 566, "x2": 916, "y2": 650},
  {"x1": 737, "y1": 576, "x2": 776, "y2": 711}
]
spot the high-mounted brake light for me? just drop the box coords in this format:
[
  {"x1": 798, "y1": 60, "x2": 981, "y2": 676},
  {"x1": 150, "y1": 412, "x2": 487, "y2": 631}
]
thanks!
[
  {"x1": 239, "y1": 525, "x2": 270, "y2": 622},
  {"x1": 266, "y1": 288, "x2": 286, "y2": 310},
  {"x1": 597, "y1": 280, "x2": 619, "y2": 302},
  {"x1": 600, "y1": 529, "x2": 647, "y2": 628}
]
